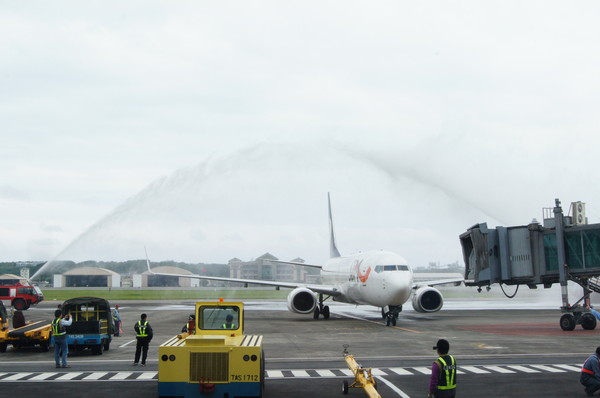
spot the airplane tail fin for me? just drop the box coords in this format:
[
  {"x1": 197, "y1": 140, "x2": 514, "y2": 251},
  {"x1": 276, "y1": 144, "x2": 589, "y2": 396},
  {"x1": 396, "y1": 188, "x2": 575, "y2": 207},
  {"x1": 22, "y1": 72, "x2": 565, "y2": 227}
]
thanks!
[{"x1": 328, "y1": 192, "x2": 341, "y2": 258}]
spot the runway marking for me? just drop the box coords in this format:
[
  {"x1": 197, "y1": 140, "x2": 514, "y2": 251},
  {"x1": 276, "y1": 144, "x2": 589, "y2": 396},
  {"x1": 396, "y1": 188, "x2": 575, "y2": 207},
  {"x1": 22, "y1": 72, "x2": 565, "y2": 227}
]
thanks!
[
  {"x1": 388, "y1": 367, "x2": 413, "y2": 375},
  {"x1": 83, "y1": 372, "x2": 108, "y2": 380},
  {"x1": 267, "y1": 370, "x2": 284, "y2": 378},
  {"x1": 505, "y1": 365, "x2": 540, "y2": 373},
  {"x1": 0, "y1": 364, "x2": 584, "y2": 383},
  {"x1": 30, "y1": 372, "x2": 58, "y2": 380},
  {"x1": 529, "y1": 365, "x2": 566, "y2": 373},
  {"x1": 376, "y1": 376, "x2": 411, "y2": 398},
  {"x1": 460, "y1": 366, "x2": 490, "y2": 374},
  {"x1": 483, "y1": 366, "x2": 515, "y2": 374},
  {"x1": 55, "y1": 372, "x2": 84, "y2": 380},
  {"x1": 110, "y1": 372, "x2": 132, "y2": 380},
  {"x1": 119, "y1": 339, "x2": 136, "y2": 348},
  {"x1": 315, "y1": 369, "x2": 336, "y2": 377},
  {"x1": 291, "y1": 370, "x2": 309, "y2": 377},
  {"x1": 138, "y1": 372, "x2": 156, "y2": 380},
  {"x1": 553, "y1": 364, "x2": 581, "y2": 372},
  {"x1": 2, "y1": 372, "x2": 32, "y2": 380},
  {"x1": 411, "y1": 367, "x2": 431, "y2": 374}
]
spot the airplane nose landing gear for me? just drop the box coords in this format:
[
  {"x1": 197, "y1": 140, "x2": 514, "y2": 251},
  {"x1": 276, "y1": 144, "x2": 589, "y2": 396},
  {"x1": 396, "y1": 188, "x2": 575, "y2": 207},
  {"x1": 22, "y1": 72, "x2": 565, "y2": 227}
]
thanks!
[{"x1": 382, "y1": 305, "x2": 402, "y2": 326}]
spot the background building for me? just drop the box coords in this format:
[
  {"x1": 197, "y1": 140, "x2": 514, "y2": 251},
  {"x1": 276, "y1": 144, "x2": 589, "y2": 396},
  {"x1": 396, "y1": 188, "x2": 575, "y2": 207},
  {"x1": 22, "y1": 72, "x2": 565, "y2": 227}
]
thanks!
[
  {"x1": 137, "y1": 265, "x2": 199, "y2": 288},
  {"x1": 53, "y1": 267, "x2": 121, "y2": 288}
]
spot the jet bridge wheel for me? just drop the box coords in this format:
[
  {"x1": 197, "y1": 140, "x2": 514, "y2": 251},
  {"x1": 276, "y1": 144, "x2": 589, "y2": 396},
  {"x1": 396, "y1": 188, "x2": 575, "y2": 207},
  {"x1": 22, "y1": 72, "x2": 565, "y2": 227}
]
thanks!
[
  {"x1": 560, "y1": 314, "x2": 576, "y2": 331},
  {"x1": 581, "y1": 313, "x2": 597, "y2": 330}
]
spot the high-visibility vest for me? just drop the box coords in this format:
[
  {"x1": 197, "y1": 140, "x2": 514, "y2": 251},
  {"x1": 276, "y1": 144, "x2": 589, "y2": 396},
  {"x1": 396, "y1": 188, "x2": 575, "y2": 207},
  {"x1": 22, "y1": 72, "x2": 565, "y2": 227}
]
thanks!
[
  {"x1": 52, "y1": 317, "x2": 65, "y2": 336},
  {"x1": 222, "y1": 323, "x2": 235, "y2": 329},
  {"x1": 436, "y1": 355, "x2": 457, "y2": 390},
  {"x1": 136, "y1": 320, "x2": 149, "y2": 337}
]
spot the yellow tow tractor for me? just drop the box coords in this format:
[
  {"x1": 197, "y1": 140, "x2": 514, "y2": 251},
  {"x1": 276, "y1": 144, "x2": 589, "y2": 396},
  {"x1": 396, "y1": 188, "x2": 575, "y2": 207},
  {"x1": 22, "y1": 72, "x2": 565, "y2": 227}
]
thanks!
[
  {"x1": 342, "y1": 344, "x2": 381, "y2": 398},
  {"x1": 158, "y1": 300, "x2": 265, "y2": 398},
  {"x1": 0, "y1": 301, "x2": 52, "y2": 353}
]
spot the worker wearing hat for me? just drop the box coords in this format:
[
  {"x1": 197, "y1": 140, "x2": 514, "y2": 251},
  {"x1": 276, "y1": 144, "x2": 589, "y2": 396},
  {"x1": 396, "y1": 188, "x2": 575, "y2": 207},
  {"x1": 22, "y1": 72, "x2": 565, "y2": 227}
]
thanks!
[{"x1": 428, "y1": 339, "x2": 457, "y2": 398}]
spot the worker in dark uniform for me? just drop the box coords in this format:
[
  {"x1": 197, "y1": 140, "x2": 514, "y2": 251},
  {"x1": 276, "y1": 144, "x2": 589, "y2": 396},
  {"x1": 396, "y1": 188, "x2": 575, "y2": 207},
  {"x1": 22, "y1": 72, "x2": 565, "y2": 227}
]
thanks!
[
  {"x1": 581, "y1": 346, "x2": 600, "y2": 396},
  {"x1": 428, "y1": 339, "x2": 457, "y2": 398},
  {"x1": 181, "y1": 314, "x2": 195, "y2": 333},
  {"x1": 222, "y1": 314, "x2": 236, "y2": 329},
  {"x1": 132, "y1": 313, "x2": 153, "y2": 366}
]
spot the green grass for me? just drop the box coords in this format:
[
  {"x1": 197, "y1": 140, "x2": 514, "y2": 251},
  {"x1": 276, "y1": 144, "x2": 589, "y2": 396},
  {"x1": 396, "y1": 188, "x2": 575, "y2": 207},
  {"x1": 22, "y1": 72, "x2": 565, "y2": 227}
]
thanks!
[{"x1": 42, "y1": 289, "x2": 290, "y2": 302}]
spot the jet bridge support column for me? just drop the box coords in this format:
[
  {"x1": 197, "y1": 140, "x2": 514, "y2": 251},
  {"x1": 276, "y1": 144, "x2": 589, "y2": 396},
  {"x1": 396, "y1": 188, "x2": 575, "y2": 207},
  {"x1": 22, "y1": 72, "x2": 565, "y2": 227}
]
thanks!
[{"x1": 554, "y1": 199, "x2": 570, "y2": 309}]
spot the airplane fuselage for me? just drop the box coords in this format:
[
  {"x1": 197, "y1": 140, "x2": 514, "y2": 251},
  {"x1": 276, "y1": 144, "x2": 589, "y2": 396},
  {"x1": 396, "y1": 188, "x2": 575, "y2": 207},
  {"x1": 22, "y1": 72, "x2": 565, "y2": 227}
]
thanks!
[{"x1": 320, "y1": 250, "x2": 413, "y2": 307}]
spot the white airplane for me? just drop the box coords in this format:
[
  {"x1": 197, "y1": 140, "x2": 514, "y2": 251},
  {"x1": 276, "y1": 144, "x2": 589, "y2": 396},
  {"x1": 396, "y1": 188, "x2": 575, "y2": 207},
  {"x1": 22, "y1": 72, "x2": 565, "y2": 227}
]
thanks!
[{"x1": 146, "y1": 194, "x2": 463, "y2": 325}]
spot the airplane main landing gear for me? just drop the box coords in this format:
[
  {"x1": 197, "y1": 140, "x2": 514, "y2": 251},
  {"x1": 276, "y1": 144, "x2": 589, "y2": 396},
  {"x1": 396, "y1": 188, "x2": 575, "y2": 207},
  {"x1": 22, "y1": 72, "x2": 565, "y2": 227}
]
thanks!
[{"x1": 314, "y1": 294, "x2": 331, "y2": 319}]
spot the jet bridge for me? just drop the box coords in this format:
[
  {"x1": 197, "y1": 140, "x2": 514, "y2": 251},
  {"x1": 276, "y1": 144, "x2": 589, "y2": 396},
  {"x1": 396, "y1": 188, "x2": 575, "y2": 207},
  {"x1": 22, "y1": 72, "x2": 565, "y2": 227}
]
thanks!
[{"x1": 460, "y1": 199, "x2": 600, "y2": 331}]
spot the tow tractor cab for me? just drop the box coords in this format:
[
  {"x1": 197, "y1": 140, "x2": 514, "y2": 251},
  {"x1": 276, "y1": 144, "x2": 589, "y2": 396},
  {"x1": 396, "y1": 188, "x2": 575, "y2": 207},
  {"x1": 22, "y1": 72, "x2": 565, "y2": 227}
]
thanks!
[{"x1": 159, "y1": 301, "x2": 264, "y2": 398}]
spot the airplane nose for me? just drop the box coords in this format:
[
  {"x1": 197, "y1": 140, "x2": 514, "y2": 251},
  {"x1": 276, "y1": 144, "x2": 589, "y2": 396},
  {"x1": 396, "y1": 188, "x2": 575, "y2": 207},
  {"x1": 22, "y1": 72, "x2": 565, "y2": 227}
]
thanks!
[{"x1": 386, "y1": 274, "x2": 411, "y2": 304}]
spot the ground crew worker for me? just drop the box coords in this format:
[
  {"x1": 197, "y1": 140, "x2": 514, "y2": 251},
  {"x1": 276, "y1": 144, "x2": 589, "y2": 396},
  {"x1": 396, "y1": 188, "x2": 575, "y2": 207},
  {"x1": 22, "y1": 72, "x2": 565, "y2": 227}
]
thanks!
[
  {"x1": 132, "y1": 313, "x2": 153, "y2": 366},
  {"x1": 111, "y1": 304, "x2": 121, "y2": 336},
  {"x1": 428, "y1": 338, "x2": 457, "y2": 398},
  {"x1": 52, "y1": 309, "x2": 72, "y2": 368},
  {"x1": 222, "y1": 314, "x2": 236, "y2": 329},
  {"x1": 581, "y1": 346, "x2": 600, "y2": 396},
  {"x1": 181, "y1": 314, "x2": 195, "y2": 333}
]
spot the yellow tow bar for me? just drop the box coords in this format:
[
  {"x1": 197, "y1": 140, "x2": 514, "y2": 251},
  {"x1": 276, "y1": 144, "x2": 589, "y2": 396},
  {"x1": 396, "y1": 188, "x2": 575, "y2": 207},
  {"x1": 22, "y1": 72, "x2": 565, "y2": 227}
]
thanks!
[{"x1": 342, "y1": 344, "x2": 382, "y2": 398}]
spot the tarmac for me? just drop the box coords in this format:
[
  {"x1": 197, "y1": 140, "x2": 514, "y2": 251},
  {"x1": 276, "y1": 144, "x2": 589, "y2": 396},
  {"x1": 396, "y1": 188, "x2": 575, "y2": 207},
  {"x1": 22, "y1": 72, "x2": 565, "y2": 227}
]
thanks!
[{"x1": 0, "y1": 297, "x2": 596, "y2": 397}]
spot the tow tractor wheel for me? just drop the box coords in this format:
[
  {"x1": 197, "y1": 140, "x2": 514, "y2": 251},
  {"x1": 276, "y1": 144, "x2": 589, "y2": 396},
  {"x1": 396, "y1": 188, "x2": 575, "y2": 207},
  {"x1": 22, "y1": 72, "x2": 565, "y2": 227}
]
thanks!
[
  {"x1": 322, "y1": 306, "x2": 330, "y2": 319},
  {"x1": 342, "y1": 380, "x2": 349, "y2": 394},
  {"x1": 581, "y1": 313, "x2": 597, "y2": 330},
  {"x1": 0, "y1": 343, "x2": 7, "y2": 353},
  {"x1": 560, "y1": 314, "x2": 576, "y2": 331}
]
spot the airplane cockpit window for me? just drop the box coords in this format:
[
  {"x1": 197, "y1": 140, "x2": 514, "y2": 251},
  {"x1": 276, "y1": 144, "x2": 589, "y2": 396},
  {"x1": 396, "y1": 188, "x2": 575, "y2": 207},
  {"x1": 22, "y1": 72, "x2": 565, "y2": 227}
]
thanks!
[{"x1": 374, "y1": 265, "x2": 409, "y2": 272}]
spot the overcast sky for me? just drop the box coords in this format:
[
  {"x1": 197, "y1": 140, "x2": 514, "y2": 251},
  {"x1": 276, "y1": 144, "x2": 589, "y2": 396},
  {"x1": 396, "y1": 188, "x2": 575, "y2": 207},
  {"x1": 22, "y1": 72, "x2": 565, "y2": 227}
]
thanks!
[{"x1": 3, "y1": 2, "x2": 600, "y2": 274}]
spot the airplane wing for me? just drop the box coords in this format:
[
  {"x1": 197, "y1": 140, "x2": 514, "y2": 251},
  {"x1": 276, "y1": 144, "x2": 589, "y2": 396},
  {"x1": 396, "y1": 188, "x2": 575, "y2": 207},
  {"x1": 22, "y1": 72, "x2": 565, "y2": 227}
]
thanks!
[
  {"x1": 412, "y1": 278, "x2": 464, "y2": 289},
  {"x1": 265, "y1": 259, "x2": 323, "y2": 269},
  {"x1": 146, "y1": 259, "x2": 340, "y2": 297}
]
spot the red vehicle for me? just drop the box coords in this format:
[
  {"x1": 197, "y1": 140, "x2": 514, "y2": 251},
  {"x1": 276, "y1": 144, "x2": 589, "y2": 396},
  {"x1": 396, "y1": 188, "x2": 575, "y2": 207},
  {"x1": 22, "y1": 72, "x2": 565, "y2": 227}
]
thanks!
[{"x1": 0, "y1": 283, "x2": 44, "y2": 310}]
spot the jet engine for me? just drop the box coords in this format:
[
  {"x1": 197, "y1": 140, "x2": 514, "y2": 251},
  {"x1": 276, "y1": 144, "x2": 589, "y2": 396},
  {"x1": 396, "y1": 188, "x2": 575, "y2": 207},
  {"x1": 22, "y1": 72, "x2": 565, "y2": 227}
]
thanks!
[
  {"x1": 411, "y1": 286, "x2": 443, "y2": 313},
  {"x1": 286, "y1": 287, "x2": 317, "y2": 314}
]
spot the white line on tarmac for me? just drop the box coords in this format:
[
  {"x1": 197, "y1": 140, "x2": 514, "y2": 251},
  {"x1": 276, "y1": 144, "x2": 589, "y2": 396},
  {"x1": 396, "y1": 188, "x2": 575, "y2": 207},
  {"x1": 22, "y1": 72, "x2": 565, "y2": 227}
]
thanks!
[
  {"x1": 376, "y1": 376, "x2": 411, "y2": 398},
  {"x1": 119, "y1": 339, "x2": 136, "y2": 347}
]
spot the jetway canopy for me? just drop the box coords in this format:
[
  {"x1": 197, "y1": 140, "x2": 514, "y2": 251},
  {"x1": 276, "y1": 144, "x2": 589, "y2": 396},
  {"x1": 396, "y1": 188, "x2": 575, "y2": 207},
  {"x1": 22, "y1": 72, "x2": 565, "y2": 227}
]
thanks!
[{"x1": 461, "y1": 221, "x2": 600, "y2": 288}]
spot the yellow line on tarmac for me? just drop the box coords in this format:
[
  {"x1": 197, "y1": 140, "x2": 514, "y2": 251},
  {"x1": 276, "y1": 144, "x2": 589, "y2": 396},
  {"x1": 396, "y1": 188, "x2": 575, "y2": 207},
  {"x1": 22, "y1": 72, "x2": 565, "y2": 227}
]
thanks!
[{"x1": 333, "y1": 311, "x2": 422, "y2": 333}]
